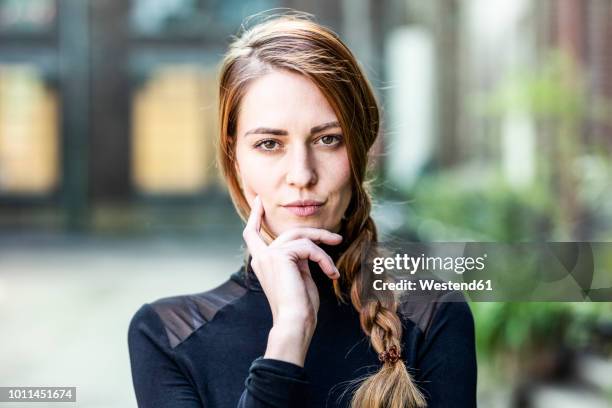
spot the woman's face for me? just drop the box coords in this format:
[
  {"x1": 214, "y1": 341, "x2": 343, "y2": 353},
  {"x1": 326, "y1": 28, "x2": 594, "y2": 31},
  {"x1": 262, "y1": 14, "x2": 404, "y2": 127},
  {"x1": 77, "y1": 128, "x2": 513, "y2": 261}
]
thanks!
[{"x1": 234, "y1": 69, "x2": 352, "y2": 240}]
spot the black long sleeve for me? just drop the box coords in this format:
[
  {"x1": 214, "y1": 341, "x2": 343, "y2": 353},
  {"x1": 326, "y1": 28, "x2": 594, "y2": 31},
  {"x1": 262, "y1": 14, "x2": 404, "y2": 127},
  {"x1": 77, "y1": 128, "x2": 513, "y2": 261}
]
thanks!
[
  {"x1": 128, "y1": 304, "x2": 203, "y2": 407},
  {"x1": 129, "y1": 304, "x2": 311, "y2": 408},
  {"x1": 415, "y1": 292, "x2": 478, "y2": 407},
  {"x1": 127, "y1": 263, "x2": 477, "y2": 407},
  {"x1": 237, "y1": 358, "x2": 310, "y2": 407}
]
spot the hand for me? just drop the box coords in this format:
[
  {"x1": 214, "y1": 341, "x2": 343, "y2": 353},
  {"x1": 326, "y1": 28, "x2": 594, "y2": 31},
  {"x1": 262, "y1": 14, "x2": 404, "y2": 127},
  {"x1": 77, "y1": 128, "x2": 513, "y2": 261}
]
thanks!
[{"x1": 242, "y1": 195, "x2": 342, "y2": 365}]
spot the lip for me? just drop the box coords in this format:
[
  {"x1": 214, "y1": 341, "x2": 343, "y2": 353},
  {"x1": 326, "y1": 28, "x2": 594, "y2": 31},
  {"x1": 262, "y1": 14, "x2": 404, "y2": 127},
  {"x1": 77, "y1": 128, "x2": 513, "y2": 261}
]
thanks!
[
  {"x1": 283, "y1": 199, "x2": 324, "y2": 207},
  {"x1": 282, "y1": 200, "x2": 325, "y2": 217}
]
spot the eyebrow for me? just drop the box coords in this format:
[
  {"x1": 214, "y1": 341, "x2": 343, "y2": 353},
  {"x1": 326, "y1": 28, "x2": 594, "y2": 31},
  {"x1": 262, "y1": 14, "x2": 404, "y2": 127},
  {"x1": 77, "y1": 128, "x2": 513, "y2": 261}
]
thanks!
[{"x1": 243, "y1": 121, "x2": 340, "y2": 137}]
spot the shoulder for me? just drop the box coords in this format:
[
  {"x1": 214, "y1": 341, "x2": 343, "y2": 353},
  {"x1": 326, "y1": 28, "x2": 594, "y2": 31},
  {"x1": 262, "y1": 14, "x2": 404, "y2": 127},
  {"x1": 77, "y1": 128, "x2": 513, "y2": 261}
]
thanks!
[
  {"x1": 129, "y1": 270, "x2": 249, "y2": 349},
  {"x1": 397, "y1": 286, "x2": 474, "y2": 338}
]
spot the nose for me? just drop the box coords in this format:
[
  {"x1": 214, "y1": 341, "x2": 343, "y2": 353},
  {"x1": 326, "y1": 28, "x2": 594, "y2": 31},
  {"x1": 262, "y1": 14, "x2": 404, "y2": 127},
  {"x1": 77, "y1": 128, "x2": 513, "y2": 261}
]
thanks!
[{"x1": 285, "y1": 144, "x2": 317, "y2": 187}]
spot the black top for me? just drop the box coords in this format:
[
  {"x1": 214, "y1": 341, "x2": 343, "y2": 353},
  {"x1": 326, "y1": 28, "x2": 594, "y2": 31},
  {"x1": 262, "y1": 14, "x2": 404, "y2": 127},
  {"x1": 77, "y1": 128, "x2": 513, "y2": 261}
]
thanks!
[{"x1": 128, "y1": 245, "x2": 477, "y2": 407}]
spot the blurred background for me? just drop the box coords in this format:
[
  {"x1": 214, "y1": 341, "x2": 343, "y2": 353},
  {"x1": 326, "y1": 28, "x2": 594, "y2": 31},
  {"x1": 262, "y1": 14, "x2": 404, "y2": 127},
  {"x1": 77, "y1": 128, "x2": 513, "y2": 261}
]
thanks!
[{"x1": 0, "y1": 0, "x2": 611, "y2": 406}]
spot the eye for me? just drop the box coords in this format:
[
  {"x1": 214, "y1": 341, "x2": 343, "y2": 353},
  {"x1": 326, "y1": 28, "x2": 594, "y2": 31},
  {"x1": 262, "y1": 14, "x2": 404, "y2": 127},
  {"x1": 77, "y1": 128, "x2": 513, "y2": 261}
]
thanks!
[
  {"x1": 254, "y1": 139, "x2": 281, "y2": 151},
  {"x1": 317, "y1": 134, "x2": 343, "y2": 146}
]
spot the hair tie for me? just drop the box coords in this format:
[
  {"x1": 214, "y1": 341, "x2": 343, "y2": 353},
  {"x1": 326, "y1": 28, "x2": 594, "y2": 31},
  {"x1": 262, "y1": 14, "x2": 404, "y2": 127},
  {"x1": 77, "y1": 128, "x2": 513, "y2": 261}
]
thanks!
[{"x1": 378, "y1": 345, "x2": 400, "y2": 364}]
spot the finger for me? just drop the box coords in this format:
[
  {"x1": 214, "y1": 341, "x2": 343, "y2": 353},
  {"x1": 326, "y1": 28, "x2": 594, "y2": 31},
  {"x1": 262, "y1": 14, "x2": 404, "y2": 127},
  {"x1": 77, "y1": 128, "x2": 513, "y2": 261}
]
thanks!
[
  {"x1": 297, "y1": 258, "x2": 310, "y2": 275},
  {"x1": 299, "y1": 262, "x2": 320, "y2": 312},
  {"x1": 286, "y1": 239, "x2": 340, "y2": 280},
  {"x1": 270, "y1": 227, "x2": 342, "y2": 248},
  {"x1": 242, "y1": 195, "x2": 267, "y2": 253}
]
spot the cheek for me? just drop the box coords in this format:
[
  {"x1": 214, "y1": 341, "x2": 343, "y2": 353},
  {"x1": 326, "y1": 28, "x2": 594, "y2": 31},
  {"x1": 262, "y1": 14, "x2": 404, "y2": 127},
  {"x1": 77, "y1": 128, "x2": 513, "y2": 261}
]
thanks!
[
  {"x1": 326, "y1": 151, "x2": 352, "y2": 201},
  {"x1": 235, "y1": 145, "x2": 275, "y2": 200},
  {"x1": 335, "y1": 151, "x2": 351, "y2": 184}
]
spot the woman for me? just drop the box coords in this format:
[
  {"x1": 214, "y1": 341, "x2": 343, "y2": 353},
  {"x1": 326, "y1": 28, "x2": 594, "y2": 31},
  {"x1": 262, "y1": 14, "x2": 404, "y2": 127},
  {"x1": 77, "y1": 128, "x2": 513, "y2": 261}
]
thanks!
[{"x1": 128, "y1": 13, "x2": 477, "y2": 408}]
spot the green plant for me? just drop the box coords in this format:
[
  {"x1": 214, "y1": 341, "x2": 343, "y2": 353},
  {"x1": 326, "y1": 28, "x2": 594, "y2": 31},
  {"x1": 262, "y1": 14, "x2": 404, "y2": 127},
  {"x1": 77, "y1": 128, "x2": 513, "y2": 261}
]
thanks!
[
  {"x1": 469, "y1": 49, "x2": 612, "y2": 240},
  {"x1": 471, "y1": 301, "x2": 612, "y2": 377},
  {"x1": 405, "y1": 170, "x2": 553, "y2": 241}
]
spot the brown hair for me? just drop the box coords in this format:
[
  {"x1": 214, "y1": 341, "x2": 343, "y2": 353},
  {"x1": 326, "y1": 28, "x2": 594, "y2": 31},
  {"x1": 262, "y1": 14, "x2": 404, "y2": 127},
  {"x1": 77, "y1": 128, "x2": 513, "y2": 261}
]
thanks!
[{"x1": 216, "y1": 12, "x2": 427, "y2": 408}]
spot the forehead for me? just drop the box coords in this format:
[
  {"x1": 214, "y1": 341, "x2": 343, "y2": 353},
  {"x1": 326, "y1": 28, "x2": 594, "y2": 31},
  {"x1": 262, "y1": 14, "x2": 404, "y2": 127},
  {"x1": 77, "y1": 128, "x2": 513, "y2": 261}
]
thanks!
[{"x1": 237, "y1": 69, "x2": 338, "y2": 132}]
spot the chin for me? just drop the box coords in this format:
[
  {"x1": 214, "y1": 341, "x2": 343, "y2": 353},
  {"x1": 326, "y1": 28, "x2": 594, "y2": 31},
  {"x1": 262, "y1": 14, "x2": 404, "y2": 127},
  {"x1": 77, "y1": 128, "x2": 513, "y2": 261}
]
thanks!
[
  {"x1": 282, "y1": 220, "x2": 319, "y2": 230},
  {"x1": 270, "y1": 220, "x2": 317, "y2": 233}
]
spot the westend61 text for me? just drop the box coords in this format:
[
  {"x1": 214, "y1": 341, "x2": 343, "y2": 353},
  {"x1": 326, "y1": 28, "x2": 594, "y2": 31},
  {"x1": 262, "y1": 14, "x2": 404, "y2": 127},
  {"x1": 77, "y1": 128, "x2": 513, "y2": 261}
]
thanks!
[{"x1": 373, "y1": 279, "x2": 493, "y2": 292}]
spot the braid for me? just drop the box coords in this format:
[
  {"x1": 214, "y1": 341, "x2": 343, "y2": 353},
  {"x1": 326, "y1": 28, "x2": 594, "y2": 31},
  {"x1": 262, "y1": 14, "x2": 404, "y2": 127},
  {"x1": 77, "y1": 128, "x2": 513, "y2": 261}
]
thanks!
[{"x1": 335, "y1": 195, "x2": 427, "y2": 408}]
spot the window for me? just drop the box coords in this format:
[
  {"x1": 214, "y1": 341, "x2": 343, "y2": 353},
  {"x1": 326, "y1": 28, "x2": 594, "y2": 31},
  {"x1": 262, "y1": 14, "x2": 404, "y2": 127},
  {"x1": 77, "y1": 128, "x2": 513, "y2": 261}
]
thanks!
[
  {"x1": 131, "y1": 64, "x2": 217, "y2": 194},
  {"x1": 0, "y1": 64, "x2": 60, "y2": 194},
  {"x1": 0, "y1": 0, "x2": 56, "y2": 34}
]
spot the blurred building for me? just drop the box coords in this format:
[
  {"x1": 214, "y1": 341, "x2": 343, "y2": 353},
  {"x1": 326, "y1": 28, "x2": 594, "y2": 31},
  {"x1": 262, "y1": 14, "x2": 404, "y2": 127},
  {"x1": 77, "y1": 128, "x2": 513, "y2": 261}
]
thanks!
[
  {"x1": 0, "y1": 0, "x2": 610, "y2": 237},
  {"x1": 0, "y1": 0, "x2": 385, "y2": 233}
]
